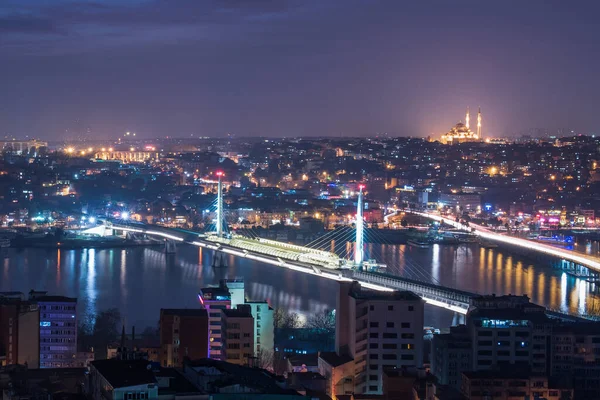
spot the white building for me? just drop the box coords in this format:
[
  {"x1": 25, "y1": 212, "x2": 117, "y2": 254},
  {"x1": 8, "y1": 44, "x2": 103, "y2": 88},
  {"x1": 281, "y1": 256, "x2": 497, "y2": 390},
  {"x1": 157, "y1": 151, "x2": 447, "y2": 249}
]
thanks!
[
  {"x1": 200, "y1": 279, "x2": 275, "y2": 363},
  {"x1": 245, "y1": 301, "x2": 274, "y2": 356},
  {"x1": 331, "y1": 281, "x2": 425, "y2": 395},
  {"x1": 439, "y1": 192, "x2": 481, "y2": 212}
]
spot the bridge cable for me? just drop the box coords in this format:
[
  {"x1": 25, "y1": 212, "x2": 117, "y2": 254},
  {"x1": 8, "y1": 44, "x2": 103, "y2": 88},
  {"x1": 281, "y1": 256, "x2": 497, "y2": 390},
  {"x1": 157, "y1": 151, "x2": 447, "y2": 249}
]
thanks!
[{"x1": 362, "y1": 227, "x2": 440, "y2": 284}]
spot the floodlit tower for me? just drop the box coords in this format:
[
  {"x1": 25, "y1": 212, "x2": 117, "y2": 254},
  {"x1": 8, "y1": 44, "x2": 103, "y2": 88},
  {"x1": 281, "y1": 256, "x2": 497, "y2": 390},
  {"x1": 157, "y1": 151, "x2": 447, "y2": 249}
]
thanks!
[
  {"x1": 354, "y1": 185, "x2": 365, "y2": 266},
  {"x1": 216, "y1": 171, "x2": 224, "y2": 237},
  {"x1": 477, "y1": 107, "x2": 482, "y2": 139},
  {"x1": 465, "y1": 107, "x2": 470, "y2": 130}
]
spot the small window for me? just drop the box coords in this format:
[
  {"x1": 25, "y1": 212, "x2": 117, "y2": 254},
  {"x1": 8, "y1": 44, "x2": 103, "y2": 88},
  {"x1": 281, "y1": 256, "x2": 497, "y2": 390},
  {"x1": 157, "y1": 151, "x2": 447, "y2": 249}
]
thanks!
[
  {"x1": 408, "y1": 306, "x2": 414, "y2": 311},
  {"x1": 370, "y1": 322, "x2": 379, "y2": 328},
  {"x1": 401, "y1": 322, "x2": 410, "y2": 328},
  {"x1": 370, "y1": 305, "x2": 375, "y2": 311},
  {"x1": 388, "y1": 305, "x2": 394, "y2": 311},
  {"x1": 369, "y1": 343, "x2": 378, "y2": 349},
  {"x1": 369, "y1": 385, "x2": 378, "y2": 391},
  {"x1": 386, "y1": 322, "x2": 394, "y2": 328},
  {"x1": 370, "y1": 333, "x2": 378, "y2": 339},
  {"x1": 369, "y1": 375, "x2": 378, "y2": 381},
  {"x1": 369, "y1": 354, "x2": 378, "y2": 359}
]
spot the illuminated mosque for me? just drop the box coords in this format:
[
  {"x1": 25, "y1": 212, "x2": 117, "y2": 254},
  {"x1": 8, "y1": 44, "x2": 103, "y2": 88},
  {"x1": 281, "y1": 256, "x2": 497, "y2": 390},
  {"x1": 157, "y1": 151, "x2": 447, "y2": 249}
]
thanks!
[{"x1": 440, "y1": 107, "x2": 482, "y2": 144}]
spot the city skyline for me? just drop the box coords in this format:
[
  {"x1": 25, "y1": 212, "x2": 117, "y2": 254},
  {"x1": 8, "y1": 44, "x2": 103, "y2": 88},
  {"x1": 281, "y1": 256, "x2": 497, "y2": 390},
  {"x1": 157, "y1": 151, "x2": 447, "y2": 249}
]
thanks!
[{"x1": 2, "y1": 0, "x2": 600, "y2": 139}]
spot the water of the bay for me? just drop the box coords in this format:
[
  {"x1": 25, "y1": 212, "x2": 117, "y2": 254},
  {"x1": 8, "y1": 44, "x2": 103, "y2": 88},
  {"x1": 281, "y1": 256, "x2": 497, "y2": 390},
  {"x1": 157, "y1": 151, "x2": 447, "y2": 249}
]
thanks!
[{"x1": 1, "y1": 242, "x2": 599, "y2": 330}]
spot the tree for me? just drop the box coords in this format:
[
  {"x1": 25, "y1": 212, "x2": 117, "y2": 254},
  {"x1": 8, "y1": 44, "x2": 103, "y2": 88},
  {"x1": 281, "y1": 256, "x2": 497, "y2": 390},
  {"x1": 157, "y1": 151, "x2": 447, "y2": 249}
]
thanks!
[
  {"x1": 306, "y1": 309, "x2": 335, "y2": 333},
  {"x1": 78, "y1": 308, "x2": 122, "y2": 359},
  {"x1": 93, "y1": 308, "x2": 122, "y2": 342},
  {"x1": 400, "y1": 219, "x2": 408, "y2": 227},
  {"x1": 255, "y1": 349, "x2": 274, "y2": 371},
  {"x1": 141, "y1": 325, "x2": 159, "y2": 339},
  {"x1": 274, "y1": 308, "x2": 303, "y2": 329}
]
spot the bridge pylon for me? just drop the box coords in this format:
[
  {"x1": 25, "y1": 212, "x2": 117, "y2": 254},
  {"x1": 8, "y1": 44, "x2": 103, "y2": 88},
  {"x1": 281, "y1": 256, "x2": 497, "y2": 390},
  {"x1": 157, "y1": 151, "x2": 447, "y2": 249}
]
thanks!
[
  {"x1": 216, "y1": 171, "x2": 224, "y2": 238},
  {"x1": 354, "y1": 184, "x2": 365, "y2": 266},
  {"x1": 164, "y1": 240, "x2": 176, "y2": 254}
]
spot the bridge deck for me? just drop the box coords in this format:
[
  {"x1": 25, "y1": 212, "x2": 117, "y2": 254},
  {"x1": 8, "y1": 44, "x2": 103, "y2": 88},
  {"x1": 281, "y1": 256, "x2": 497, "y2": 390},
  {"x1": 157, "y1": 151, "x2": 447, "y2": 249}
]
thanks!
[
  {"x1": 103, "y1": 221, "x2": 595, "y2": 319},
  {"x1": 409, "y1": 211, "x2": 600, "y2": 273},
  {"x1": 107, "y1": 221, "x2": 473, "y2": 313}
]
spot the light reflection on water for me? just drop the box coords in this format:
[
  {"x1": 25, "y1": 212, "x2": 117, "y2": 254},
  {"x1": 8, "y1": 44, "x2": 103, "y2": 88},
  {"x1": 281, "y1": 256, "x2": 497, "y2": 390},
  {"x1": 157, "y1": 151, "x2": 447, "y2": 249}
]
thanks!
[
  {"x1": 362, "y1": 242, "x2": 600, "y2": 317},
  {"x1": 0, "y1": 246, "x2": 337, "y2": 329},
  {"x1": 1, "y1": 242, "x2": 599, "y2": 329}
]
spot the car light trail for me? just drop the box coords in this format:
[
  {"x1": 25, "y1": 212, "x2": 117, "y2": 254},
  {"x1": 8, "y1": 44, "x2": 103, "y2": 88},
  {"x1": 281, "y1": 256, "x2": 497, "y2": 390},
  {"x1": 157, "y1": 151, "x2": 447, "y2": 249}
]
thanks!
[{"x1": 410, "y1": 211, "x2": 600, "y2": 272}]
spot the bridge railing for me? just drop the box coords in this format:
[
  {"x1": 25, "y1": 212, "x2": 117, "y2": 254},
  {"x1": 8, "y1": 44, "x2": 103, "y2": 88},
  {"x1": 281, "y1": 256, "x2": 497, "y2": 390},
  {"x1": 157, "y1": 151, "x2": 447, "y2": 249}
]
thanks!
[{"x1": 347, "y1": 270, "x2": 475, "y2": 308}]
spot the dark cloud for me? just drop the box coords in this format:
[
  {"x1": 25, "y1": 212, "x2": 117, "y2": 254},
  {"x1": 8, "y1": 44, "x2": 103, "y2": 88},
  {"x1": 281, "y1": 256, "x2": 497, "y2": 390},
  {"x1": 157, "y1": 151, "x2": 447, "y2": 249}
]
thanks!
[
  {"x1": 0, "y1": 16, "x2": 60, "y2": 34},
  {"x1": 0, "y1": 0, "x2": 316, "y2": 56},
  {"x1": 0, "y1": 0, "x2": 599, "y2": 139}
]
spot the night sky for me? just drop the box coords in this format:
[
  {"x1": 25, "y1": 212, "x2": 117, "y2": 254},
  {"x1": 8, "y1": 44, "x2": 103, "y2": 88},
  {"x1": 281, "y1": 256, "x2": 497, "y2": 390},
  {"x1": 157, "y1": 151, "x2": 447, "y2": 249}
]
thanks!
[{"x1": 2, "y1": 0, "x2": 599, "y2": 139}]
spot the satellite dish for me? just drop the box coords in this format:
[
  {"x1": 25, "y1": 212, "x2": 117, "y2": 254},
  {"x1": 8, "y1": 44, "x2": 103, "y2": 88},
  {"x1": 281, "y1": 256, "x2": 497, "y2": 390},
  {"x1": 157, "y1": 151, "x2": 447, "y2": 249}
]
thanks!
[{"x1": 147, "y1": 364, "x2": 152, "y2": 370}]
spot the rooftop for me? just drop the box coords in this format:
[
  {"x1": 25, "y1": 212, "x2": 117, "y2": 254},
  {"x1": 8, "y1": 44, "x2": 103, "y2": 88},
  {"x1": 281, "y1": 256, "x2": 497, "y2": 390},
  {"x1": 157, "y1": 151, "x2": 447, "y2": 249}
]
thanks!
[
  {"x1": 318, "y1": 352, "x2": 353, "y2": 368},
  {"x1": 198, "y1": 286, "x2": 231, "y2": 301},
  {"x1": 222, "y1": 308, "x2": 252, "y2": 318},
  {"x1": 288, "y1": 353, "x2": 319, "y2": 367},
  {"x1": 346, "y1": 282, "x2": 422, "y2": 302},
  {"x1": 184, "y1": 359, "x2": 299, "y2": 396},
  {"x1": 155, "y1": 368, "x2": 201, "y2": 395},
  {"x1": 553, "y1": 321, "x2": 600, "y2": 335},
  {"x1": 34, "y1": 296, "x2": 77, "y2": 303},
  {"x1": 91, "y1": 359, "x2": 157, "y2": 389},
  {"x1": 462, "y1": 368, "x2": 541, "y2": 380},
  {"x1": 161, "y1": 308, "x2": 207, "y2": 317}
]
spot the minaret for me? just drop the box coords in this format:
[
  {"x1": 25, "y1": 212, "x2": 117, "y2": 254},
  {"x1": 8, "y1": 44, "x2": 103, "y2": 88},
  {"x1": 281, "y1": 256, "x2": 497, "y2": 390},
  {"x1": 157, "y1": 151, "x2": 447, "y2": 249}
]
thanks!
[
  {"x1": 477, "y1": 107, "x2": 482, "y2": 139},
  {"x1": 465, "y1": 107, "x2": 470, "y2": 130}
]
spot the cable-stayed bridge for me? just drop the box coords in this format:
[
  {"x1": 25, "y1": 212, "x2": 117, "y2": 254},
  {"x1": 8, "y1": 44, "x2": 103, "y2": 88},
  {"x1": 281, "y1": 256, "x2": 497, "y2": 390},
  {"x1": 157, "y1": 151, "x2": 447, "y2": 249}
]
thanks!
[
  {"x1": 81, "y1": 177, "x2": 583, "y2": 319},
  {"x1": 83, "y1": 181, "x2": 476, "y2": 314}
]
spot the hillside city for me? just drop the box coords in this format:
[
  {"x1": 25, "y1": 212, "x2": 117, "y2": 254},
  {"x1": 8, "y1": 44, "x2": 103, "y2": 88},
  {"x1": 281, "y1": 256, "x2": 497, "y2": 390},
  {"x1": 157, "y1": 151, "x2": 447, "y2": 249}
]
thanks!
[{"x1": 1, "y1": 131, "x2": 600, "y2": 400}]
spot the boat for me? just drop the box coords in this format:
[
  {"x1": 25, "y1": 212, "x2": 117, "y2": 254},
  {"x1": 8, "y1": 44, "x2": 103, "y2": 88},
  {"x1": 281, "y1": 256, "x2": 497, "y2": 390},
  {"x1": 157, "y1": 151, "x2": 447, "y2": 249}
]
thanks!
[
  {"x1": 361, "y1": 259, "x2": 387, "y2": 272},
  {"x1": 480, "y1": 240, "x2": 498, "y2": 249},
  {"x1": 458, "y1": 235, "x2": 478, "y2": 243},
  {"x1": 408, "y1": 239, "x2": 431, "y2": 248}
]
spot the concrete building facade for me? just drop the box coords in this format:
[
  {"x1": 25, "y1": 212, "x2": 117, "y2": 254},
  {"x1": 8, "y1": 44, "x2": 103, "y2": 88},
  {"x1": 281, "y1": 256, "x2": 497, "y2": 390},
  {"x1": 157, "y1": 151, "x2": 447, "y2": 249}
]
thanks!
[
  {"x1": 0, "y1": 296, "x2": 40, "y2": 368},
  {"x1": 245, "y1": 301, "x2": 274, "y2": 356},
  {"x1": 332, "y1": 281, "x2": 425, "y2": 395},
  {"x1": 221, "y1": 305, "x2": 254, "y2": 366},
  {"x1": 198, "y1": 284, "x2": 232, "y2": 360},
  {"x1": 159, "y1": 308, "x2": 208, "y2": 368},
  {"x1": 30, "y1": 292, "x2": 78, "y2": 368}
]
